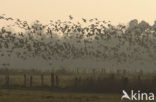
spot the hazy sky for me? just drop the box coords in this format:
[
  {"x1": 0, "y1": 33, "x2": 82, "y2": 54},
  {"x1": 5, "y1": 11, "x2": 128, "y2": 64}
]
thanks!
[{"x1": 0, "y1": 0, "x2": 156, "y2": 25}]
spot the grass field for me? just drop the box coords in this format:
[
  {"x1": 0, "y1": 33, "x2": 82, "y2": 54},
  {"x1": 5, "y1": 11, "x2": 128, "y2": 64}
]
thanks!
[
  {"x1": 0, "y1": 89, "x2": 154, "y2": 102},
  {"x1": 0, "y1": 89, "x2": 122, "y2": 102}
]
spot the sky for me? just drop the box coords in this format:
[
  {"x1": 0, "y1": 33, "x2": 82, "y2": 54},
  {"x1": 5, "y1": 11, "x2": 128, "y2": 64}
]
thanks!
[{"x1": 0, "y1": 0, "x2": 156, "y2": 25}]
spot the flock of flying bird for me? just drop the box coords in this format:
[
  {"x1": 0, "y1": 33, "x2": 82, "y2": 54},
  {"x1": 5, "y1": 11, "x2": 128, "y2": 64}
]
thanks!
[{"x1": 0, "y1": 15, "x2": 156, "y2": 68}]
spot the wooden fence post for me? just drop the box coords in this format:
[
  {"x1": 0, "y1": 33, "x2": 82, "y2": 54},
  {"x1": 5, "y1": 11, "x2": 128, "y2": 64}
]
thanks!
[
  {"x1": 41, "y1": 74, "x2": 44, "y2": 87},
  {"x1": 75, "y1": 77, "x2": 78, "y2": 88},
  {"x1": 79, "y1": 77, "x2": 81, "y2": 87},
  {"x1": 30, "y1": 75, "x2": 32, "y2": 87},
  {"x1": 76, "y1": 68, "x2": 79, "y2": 75},
  {"x1": 5, "y1": 75, "x2": 9, "y2": 88},
  {"x1": 137, "y1": 75, "x2": 142, "y2": 89},
  {"x1": 101, "y1": 68, "x2": 105, "y2": 74},
  {"x1": 117, "y1": 69, "x2": 121, "y2": 75},
  {"x1": 123, "y1": 77, "x2": 129, "y2": 89},
  {"x1": 138, "y1": 75, "x2": 141, "y2": 82},
  {"x1": 92, "y1": 69, "x2": 96, "y2": 76},
  {"x1": 24, "y1": 74, "x2": 26, "y2": 88},
  {"x1": 123, "y1": 70, "x2": 126, "y2": 76},
  {"x1": 56, "y1": 75, "x2": 59, "y2": 88},
  {"x1": 51, "y1": 73, "x2": 55, "y2": 88}
]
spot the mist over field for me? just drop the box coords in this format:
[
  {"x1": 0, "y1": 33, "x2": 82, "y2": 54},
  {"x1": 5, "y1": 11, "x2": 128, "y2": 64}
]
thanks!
[{"x1": 0, "y1": 15, "x2": 156, "y2": 72}]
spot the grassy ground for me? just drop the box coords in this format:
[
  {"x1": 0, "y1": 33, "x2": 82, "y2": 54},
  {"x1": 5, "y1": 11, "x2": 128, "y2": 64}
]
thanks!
[{"x1": 0, "y1": 89, "x2": 121, "y2": 102}]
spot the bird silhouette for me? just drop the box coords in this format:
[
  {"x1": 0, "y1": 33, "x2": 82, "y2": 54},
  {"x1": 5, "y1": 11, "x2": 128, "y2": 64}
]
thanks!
[
  {"x1": 69, "y1": 15, "x2": 73, "y2": 20},
  {"x1": 82, "y1": 18, "x2": 87, "y2": 23}
]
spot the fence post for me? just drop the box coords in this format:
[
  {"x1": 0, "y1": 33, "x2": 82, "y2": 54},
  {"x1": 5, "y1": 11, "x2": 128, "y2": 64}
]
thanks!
[
  {"x1": 138, "y1": 75, "x2": 141, "y2": 82},
  {"x1": 117, "y1": 69, "x2": 121, "y2": 75},
  {"x1": 41, "y1": 74, "x2": 44, "y2": 87},
  {"x1": 92, "y1": 69, "x2": 96, "y2": 76},
  {"x1": 76, "y1": 68, "x2": 79, "y2": 75},
  {"x1": 79, "y1": 77, "x2": 81, "y2": 88},
  {"x1": 5, "y1": 75, "x2": 9, "y2": 88},
  {"x1": 137, "y1": 75, "x2": 142, "y2": 89},
  {"x1": 51, "y1": 73, "x2": 55, "y2": 88},
  {"x1": 101, "y1": 68, "x2": 105, "y2": 74},
  {"x1": 56, "y1": 75, "x2": 59, "y2": 88},
  {"x1": 24, "y1": 74, "x2": 26, "y2": 88},
  {"x1": 123, "y1": 77, "x2": 129, "y2": 89},
  {"x1": 75, "y1": 77, "x2": 78, "y2": 88},
  {"x1": 123, "y1": 70, "x2": 126, "y2": 76},
  {"x1": 30, "y1": 75, "x2": 32, "y2": 87}
]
